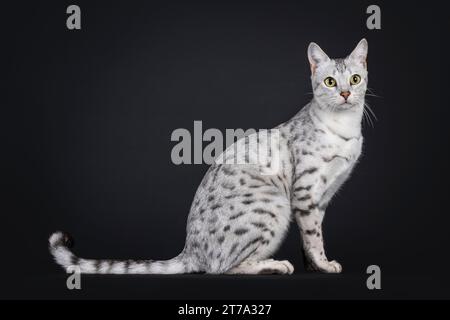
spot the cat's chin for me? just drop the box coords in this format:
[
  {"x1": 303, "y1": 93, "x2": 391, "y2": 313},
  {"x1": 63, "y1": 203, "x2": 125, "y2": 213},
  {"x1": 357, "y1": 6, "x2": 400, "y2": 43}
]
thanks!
[{"x1": 334, "y1": 102, "x2": 358, "y2": 111}]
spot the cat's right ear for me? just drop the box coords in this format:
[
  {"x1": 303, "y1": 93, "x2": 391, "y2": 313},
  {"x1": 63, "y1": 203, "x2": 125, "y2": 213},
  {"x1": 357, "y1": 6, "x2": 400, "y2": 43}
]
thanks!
[{"x1": 307, "y1": 42, "x2": 330, "y2": 75}]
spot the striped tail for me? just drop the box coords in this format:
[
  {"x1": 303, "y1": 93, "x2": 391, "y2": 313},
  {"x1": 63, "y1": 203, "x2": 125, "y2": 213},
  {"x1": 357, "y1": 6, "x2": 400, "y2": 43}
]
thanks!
[{"x1": 48, "y1": 231, "x2": 187, "y2": 274}]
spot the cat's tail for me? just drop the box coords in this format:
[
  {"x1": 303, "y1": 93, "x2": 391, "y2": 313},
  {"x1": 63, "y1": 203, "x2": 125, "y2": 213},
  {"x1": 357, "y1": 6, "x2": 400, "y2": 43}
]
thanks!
[{"x1": 48, "y1": 231, "x2": 188, "y2": 274}]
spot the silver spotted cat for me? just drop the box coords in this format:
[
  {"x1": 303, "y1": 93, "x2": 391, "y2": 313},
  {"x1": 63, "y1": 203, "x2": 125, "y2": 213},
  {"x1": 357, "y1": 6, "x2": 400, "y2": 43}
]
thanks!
[{"x1": 49, "y1": 39, "x2": 369, "y2": 275}]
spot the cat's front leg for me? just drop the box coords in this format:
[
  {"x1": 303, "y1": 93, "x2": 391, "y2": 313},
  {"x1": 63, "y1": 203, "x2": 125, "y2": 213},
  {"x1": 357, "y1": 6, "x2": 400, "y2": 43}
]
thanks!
[{"x1": 293, "y1": 204, "x2": 342, "y2": 274}]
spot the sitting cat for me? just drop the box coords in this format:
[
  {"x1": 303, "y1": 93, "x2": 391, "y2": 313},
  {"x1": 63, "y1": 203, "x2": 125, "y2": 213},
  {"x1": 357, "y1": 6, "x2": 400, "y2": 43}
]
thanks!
[{"x1": 50, "y1": 39, "x2": 369, "y2": 275}]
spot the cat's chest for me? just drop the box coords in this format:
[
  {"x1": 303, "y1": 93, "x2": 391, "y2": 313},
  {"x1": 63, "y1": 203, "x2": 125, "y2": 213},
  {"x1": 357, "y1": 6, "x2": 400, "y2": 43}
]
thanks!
[
  {"x1": 331, "y1": 136, "x2": 362, "y2": 160},
  {"x1": 320, "y1": 136, "x2": 363, "y2": 175}
]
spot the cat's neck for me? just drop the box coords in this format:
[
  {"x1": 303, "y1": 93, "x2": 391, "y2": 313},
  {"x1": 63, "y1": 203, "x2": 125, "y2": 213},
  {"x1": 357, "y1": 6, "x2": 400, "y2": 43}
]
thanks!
[{"x1": 309, "y1": 98, "x2": 364, "y2": 139}]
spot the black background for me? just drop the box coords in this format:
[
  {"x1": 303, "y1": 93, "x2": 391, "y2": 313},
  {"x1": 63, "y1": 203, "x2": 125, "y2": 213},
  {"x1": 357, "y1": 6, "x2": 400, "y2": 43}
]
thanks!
[{"x1": 2, "y1": 0, "x2": 450, "y2": 299}]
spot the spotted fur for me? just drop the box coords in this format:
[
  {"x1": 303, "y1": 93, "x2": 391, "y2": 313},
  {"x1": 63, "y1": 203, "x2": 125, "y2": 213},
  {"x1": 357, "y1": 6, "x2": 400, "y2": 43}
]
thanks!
[{"x1": 49, "y1": 39, "x2": 369, "y2": 275}]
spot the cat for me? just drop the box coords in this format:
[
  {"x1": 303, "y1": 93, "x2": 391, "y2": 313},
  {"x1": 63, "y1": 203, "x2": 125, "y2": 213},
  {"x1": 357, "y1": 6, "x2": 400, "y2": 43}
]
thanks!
[{"x1": 49, "y1": 39, "x2": 369, "y2": 275}]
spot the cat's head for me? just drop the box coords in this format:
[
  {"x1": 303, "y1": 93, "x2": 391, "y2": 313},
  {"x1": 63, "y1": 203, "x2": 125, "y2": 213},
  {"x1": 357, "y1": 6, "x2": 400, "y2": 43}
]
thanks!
[{"x1": 308, "y1": 39, "x2": 368, "y2": 111}]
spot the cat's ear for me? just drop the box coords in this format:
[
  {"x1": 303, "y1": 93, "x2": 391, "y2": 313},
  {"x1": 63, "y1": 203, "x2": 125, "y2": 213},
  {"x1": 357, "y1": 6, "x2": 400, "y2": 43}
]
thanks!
[
  {"x1": 348, "y1": 38, "x2": 368, "y2": 68},
  {"x1": 307, "y1": 42, "x2": 330, "y2": 75}
]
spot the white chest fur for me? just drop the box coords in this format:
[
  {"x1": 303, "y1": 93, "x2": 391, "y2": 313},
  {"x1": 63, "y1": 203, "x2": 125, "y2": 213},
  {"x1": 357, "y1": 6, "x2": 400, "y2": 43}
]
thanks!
[
  {"x1": 304, "y1": 135, "x2": 362, "y2": 208},
  {"x1": 305, "y1": 105, "x2": 364, "y2": 206}
]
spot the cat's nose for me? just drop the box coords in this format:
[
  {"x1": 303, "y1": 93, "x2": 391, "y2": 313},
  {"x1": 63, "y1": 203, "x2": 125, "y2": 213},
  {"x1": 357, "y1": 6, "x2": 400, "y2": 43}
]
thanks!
[{"x1": 340, "y1": 91, "x2": 351, "y2": 100}]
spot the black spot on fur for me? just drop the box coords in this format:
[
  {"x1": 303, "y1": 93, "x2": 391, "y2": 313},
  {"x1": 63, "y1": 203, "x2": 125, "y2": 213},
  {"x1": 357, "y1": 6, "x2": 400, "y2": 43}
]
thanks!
[
  {"x1": 298, "y1": 167, "x2": 318, "y2": 178},
  {"x1": 221, "y1": 182, "x2": 236, "y2": 190},
  {"x1": 52, "y1": 232, "x2": 74, "y2": 248},
  {"x1": 191, "y1": 241, "x2": 200, "y2": 248},
  {"x1": 234, "y1": 228, "x2": 249, "y2": 235},
  {"x1": 253, "y1": 208, "x2": 276, "y2": 218},
  {"x1": 229, "y1": 243, "x2": 239, "y2": 255},
  {"x1": 294, "y1": 185, "x2": 312, "y2": 192},
  {"x1": 223, "y1": 167, "x2": 236, "y2": 176},
  {"x1": 293, "y1": 208, "x2": 310, "y2": 216},
  {"x1": 238, "y1": 237, "x2": 263, "y2": 256},
  {"x1": 263, "y1": 190, "x2": 279, "y2": 196},
  {"x1": 62, "y1": 233, "x2": 74, "y2": 248},
  {"x1": 297, "y1": 195, "x2": 311, "y2": 201},
  {"x1": 229, "y1": 211, "x2": 245, "y2": 220},
  {"x1": 315, "y1": 128, "x2": 326, "y2": 134},
  {"x1": 322, "y1": 155, "x2": 350, "y2": 162},
  {"x1": 71, "y1": 255, "x2": 80, "y2": 265},
  {"x1": 251, "y1": 222, "x2": 267, "y2": 229}
]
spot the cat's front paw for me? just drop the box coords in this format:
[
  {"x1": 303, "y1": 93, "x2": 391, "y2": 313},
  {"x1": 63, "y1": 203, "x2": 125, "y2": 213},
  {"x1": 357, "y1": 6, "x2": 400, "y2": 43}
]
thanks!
[
  {"x1": 324, "y1": 260, "x2": 342, "y2": 273},
  {"x1": 307, "y1": 260, "x2": 342, "y2": 273}
]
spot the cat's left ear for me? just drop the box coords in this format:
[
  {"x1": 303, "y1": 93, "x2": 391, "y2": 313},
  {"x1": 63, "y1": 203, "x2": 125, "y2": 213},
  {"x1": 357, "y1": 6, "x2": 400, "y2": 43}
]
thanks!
[{"x1": 348, "y1": 38, "x2": 368, "y2": 68}]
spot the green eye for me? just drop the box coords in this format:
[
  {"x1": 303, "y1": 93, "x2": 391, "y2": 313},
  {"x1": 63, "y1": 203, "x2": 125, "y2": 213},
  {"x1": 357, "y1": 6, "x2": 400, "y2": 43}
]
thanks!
[
  {"x1": 324, "y1": 77, "x2": 337, "y2": 87},
  {"x1": 350, "y1": 74, "x2": 361, "y2": 85}
]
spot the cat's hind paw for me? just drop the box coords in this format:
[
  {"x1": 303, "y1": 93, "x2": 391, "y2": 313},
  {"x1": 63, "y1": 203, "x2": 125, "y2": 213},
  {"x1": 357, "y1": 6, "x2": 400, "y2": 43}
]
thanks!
[{"x1": 258, "y1": 260, "x2": 294, "y2": 275}]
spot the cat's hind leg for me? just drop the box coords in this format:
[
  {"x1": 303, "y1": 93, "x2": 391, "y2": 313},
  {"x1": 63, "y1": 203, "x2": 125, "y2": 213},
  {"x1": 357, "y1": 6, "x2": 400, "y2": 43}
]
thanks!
[{"x1": 225, "y1": 259, "x2": 294, "y2": 275}]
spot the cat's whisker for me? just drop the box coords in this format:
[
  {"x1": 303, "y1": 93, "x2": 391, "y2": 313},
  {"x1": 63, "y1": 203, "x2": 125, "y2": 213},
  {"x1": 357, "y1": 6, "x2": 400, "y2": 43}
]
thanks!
[
  {"x1": 366, "y1": 87, "x2": 382, "y2": 98},
  {"x1": 362, "y1": 107, "x2": 374, "y2": 128},
  {"x1": 367, "y1": 87, "x2": 376, "y2": 94},
  {"x1": 365, "y1": 93, "x2": 382, "y2": 98},
  {"x1": 363, "y1": 102, "x2": 375, "y2": 127},
  {"x1": 364, "y1": 102, "x2": 378, "y2": 121},
  {"x1": 367, "y1": 111, "x2": 374, "y2": 128}
]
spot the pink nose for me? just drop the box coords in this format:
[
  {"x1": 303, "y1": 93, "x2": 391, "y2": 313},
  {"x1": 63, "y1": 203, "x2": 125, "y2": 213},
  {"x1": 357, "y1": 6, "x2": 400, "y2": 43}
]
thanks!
[{"x1": 340, "y1": 91, "x2": 351, "y2": 100}]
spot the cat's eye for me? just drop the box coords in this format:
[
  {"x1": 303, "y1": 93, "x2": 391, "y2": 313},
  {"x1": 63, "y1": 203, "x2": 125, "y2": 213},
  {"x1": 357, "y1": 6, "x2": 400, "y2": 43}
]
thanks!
[
  {"x1": 350, "y1": 74, "x2": 361, "y2": 85},
  {"x1": 324, "y1": 77, "x2": 337, "y2": 87}
]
